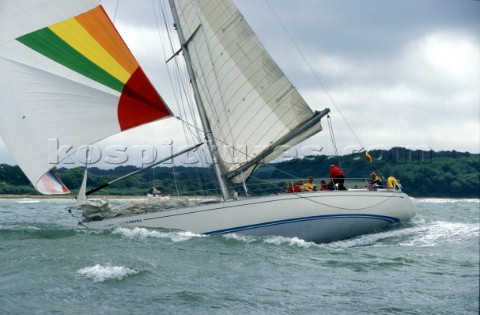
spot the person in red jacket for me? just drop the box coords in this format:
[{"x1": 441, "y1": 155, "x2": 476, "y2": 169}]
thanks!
[
  {"x1": 329, "y1": 164, "x2": 346, "y2": 190},
  {"x1": 320, "y1": 180, "x2": 329, "y2": 191},
  {"x1": 285, "y1": 181, "x2": 302, "y2": 193}
]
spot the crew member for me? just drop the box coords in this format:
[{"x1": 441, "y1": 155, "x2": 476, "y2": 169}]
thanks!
[
  {"x1": 302, "y1": 176, "x2": 316, "y2": 192},
  {"x1": 320, "y1": 180, "x2": 329, "y2": 191},
  {"x1": 329, "y1": 164, "x2": 346, "y2": 190},
  {"x1": 387, "y1": 176, "x2": 400, "y2": 191},
  {"x1": 369, "y1": 172, "x2": 383, "y2": 188}
]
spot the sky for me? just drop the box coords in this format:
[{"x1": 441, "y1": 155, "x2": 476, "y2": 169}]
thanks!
[{"x1": 0, "y1": 0, "x2": 478, "y2": 166}]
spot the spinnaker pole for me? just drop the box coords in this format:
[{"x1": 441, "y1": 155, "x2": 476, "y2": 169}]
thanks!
[{"x1": 85, "y1": 143, "x2": 203, "y2": 196}]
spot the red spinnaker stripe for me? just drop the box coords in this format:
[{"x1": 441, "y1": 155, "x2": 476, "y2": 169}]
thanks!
[{"x1": 118, "y1": 67, "x2": 172, "y2": 131}]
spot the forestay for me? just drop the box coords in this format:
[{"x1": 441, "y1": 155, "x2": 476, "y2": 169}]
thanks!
[
  {"x1": 171, "y1": 0, "x2": 326, "y2": 183},
  {"x1": 0, "y1": 0, "x2": 172, "y2": 194}
]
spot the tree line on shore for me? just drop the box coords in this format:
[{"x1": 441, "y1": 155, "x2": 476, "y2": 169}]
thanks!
[{"x1": 0, "y1": 148, "x2": 478, "y2": 198}]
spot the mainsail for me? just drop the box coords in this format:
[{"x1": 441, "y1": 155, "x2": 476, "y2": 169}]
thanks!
[
  {"x1": 171, "y1": 0, "x2": 327, "y2": 183},
  {"x1": 0, "y1": 0, "x2": 172, "y2": 194}
]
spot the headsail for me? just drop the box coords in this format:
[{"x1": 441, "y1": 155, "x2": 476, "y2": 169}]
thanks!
[
  {"x1": 171, "y1": 0, "x2": 328, "y2": 183},
  {"x1": 0, "y1": 0, "x2": 172, "y2": 194},
  {"x1": 76, "y1": 169, "x2": 88, "y2": 206}
]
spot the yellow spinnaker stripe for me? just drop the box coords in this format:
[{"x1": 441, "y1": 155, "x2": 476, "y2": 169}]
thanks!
[{"x1": 49, "y1": 18, "x2": 131, "y2": 84}]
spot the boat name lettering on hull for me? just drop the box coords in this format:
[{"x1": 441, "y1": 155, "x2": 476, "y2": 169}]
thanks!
[{"x1": 120, "y1": 219, "x2": 143, "y2": 225}]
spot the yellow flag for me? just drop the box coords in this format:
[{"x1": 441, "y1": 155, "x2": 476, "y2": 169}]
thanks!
[{"x1": 365, "y1": 152, "x2": 373, "y2": 164}]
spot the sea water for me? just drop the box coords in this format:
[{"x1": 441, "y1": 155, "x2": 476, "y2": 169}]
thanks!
[{"x1": 0, "y1": 198, "x2": 478, "y2": 315}]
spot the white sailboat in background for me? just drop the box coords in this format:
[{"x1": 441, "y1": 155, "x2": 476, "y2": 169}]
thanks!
[{"x1": 0, "y1": 0, "x2": 415, "y2": 243}]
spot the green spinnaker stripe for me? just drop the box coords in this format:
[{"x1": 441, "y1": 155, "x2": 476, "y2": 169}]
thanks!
[{"x1": 17, "y1": 27, "x2": 124, "y2": 92}]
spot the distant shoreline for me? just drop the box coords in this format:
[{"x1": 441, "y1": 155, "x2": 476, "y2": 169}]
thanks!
[
  {"x1": 0, "y1": 194, "x2": 146, "y2": 199},
  {"x1": 0, "y1": 194, "x2": 477, "y2": 201}
]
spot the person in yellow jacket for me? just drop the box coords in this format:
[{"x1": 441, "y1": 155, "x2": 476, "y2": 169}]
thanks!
[
  {"x1": 301, "y1": 177, "x2": 316, "y2": 192},
  {"x1": 387, "y1": 176, "x2": 400, "y2": 190},
  {"x1": 369, "y1": 172, "x2": 383, "y2": 188}
]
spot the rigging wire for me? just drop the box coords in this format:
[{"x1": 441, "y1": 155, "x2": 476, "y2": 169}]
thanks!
[
  {"x1": 112, "y1": 0, "x2": 120, "y2": 23},
  {"x1": 264, "y1": 0, "x2": 367, "y2": 153},
  {"x1": 171, "y1": 158, "x2": 181, "y2": 196},
  {"x1": 180, "y1": 0, "x2": 243, "y2": 177},
  {"x1": 327, "y1": 115, "x2": 339, "y2": 158},
  {"x1": 157, "y1": 1, "x2": 200, "y2": 143},
  {"x1": 155, "y1": 0, "x2": 221, "y2": 196}
]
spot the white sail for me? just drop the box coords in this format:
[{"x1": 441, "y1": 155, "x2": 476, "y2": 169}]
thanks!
[
  {"x1": 0, "y1": 0, "x2": 172, "y2": 194},
  {"x1": 171, "y1": 0, "x2": 326, "y2": 182},
  {"x1": 76, "y1": 169, "x2": 88, "y2": 206}
]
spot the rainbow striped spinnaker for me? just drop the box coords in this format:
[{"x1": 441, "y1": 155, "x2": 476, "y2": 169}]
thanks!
[{"x1": 0, "y1": 0, "x2": 172, "y2": 194}]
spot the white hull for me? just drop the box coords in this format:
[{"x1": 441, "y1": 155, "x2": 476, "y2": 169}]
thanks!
[{"x1": 82, "y1": 190, "x2": 416, "y2": 243}]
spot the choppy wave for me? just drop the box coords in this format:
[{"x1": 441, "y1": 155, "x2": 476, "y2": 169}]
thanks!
[
  {"x1": 220, "y1": 220, "x2": 479, "y2": 249},
  {"x1": 416, "y1": 198, "x2": 479, "y2": 204},
  {"x1": 113, "y1": 228, "x2": 319, "y2": 248},
  {"x1": 399, "y1": 221, "x2": 479, "y2": 247},
  {"x1": 263, "y1": 236, "x2": 317, "y2": 248},
  {"x1": 327, "y1": 220, "x2": 479, "y2": 248},
  {"x1": 0, "y1": 225, "x2": 78, "y2": 240},
  {"x1": 222, "y1": 233, "x2": 257, "y2": 243},
  {"x1": 221, "y1": 233, "x2": 318, "y2": 248},
  {"x1": 1, "y1": 198, "x2": 477, "y2": 314},
  {"x1": 77, "y1": 264, "x2": 140, "y2": 283},
  {"x1": 112, "y1": 227, "x2": 203, "y2": 242},
  {"x1": 15, "y1": 199, "x2": 41, "y2": 204},
  {"x1": 107, "y1": 217, "x2": 479, "y2": 249}
]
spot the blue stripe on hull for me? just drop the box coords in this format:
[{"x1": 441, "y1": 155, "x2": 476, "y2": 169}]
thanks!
[{"x1": 205, "y1": 214, "x2": 400, "y2": 243}]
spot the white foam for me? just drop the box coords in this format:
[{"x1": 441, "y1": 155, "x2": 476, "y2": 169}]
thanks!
[
  {"x1": 77, "y1": 264, "x2": 139, "y2": 283},
  {"x1": 328, "y1": 220, "x2": 479, "y2": 248},
  {"x1": 399, "y1": 221, "x2": 479, "y2": 247},
  {"x1": 416, "y1": 198, "x2": 479, "y2": 204},
  {"x1": 263, "y1": 236, "x2": 317, "y2": 248},
  {"x1": 323, "y1": 232, "x2": 393, "y2": 248},
  {"x1": 222, "y1": 234, "x2": 318, "y2": 248},
  {"x1": 222, "y1": 233, "x2": 257, "y2": 243},
  {"x1": 16, "y1": 199, "x2": 41, "y2": 204},
  {"x1": 25, "y1": 225, "x2": 42, "y2": 231},
  {"x1": 112, "y1": 227, "x2": 203, "y2": 242}
]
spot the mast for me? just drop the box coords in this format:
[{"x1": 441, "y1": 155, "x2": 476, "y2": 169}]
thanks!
[{"x1": 168, "y1": 0, "x2": 231, "y2": 200}]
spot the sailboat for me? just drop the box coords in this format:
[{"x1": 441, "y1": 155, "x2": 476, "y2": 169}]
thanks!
[{"x1": 0, "y1": 0, "x2": 415, "y2": 243}]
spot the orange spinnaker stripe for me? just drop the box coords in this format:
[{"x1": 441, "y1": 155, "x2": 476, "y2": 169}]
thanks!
[{"x1": 76, "y1": 6, "x2": 138, "y2": 76}]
